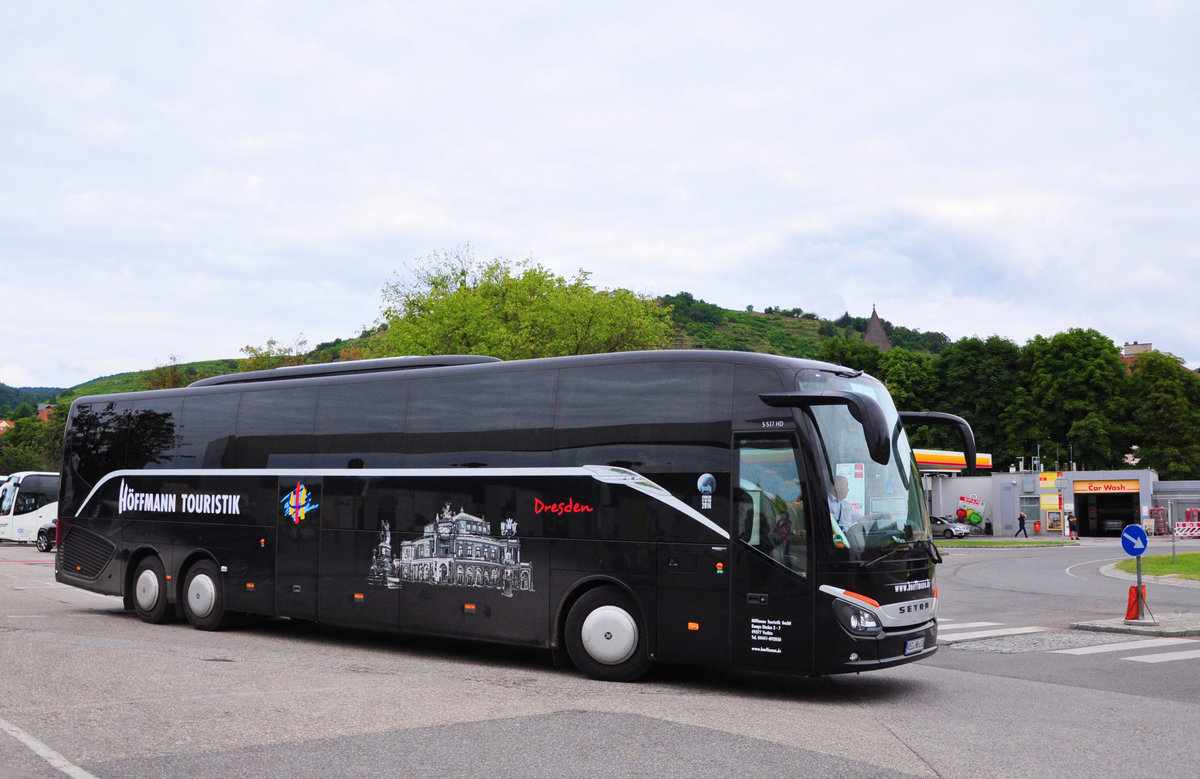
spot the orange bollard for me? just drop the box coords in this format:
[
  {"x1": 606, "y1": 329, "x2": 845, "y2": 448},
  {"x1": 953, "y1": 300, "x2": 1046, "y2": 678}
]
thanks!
[{"x1": 1125, "y1": 585, "x2": 1147, "y2": 620}]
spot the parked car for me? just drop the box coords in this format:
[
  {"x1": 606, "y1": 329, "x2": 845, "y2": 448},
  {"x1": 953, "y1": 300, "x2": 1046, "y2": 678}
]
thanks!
[
  {"x1": 37, "y1": 518, "x2": 56, "y2": 552},
  {"x1": 931, "y1": 515, "x2": 971, "y2": 539}
]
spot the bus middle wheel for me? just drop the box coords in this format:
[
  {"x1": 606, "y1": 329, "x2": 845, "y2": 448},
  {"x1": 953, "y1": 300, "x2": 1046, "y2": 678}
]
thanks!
[
  {"x1": 564, "y1": 586, "x2": 651, "y2": 682},
  {"x1": 182, "y1": 559, "x2": 232, "y2": 631}
]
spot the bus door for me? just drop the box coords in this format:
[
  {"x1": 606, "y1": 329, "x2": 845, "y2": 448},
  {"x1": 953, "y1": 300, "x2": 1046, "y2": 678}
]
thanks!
[
  {"x1": 730, "y1": 435, "x2": 815, "y2": 673},
  {"x1": 276, "y1": 477, "x2": 322, "y2": 619}
]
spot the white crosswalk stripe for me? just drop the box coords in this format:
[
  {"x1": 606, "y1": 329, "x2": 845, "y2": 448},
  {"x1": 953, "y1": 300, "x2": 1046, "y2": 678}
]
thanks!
[
  {"x1": 939, "y1": 625, "x2": 1048, "y2": 643},
  {"x1": 1053, "y1": 637, "x2": 1196, "y2": 655},
  {"x1": 1122, "y1": 648, "x2": 1200, "y2": 664},
  {"x1": 937, "y1": 621, "x2": 1003, "y2": 631}
]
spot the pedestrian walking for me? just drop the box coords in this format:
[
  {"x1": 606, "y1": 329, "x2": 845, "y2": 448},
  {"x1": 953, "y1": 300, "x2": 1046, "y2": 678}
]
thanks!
[
  {"x1": 1067, "y1": 511, "x2": 1078, "y2": 540},
  {"x1": 1014, "y1": 511, "x2": 1028, "y2": 538}
]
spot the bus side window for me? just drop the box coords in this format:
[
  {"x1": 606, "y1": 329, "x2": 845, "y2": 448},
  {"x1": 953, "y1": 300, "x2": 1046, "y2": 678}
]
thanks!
[{"x1": 736, "y1": 439, "x2": 808, "y2": 575}]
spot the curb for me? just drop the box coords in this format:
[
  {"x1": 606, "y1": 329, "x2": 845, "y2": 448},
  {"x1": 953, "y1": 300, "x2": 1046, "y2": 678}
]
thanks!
[
  {"x1": 1070, "y1": 616, "x2": 1200, "y2": 637},
  {"x1": 1098, "y1": 562, "x2": 1200, "y2": 589}
]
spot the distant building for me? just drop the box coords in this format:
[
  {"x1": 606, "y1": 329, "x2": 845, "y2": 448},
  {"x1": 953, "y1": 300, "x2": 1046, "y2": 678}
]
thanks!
[
  {"x1": 864, "y1": 306, "x2": 892, "y2": 351},
  {"x1": 1121, "y1": 341, "x2": 1152, "y2": 370},
  {"x1": 0, "y1": 420, "x2": 12, "y2": 436}
]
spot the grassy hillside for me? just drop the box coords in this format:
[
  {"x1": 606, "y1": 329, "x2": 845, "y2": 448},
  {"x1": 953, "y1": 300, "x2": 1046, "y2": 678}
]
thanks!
[
  {"x1": 61, "y1": 359, "x2": 240, "y2": 400},
  {"x1": 670, "y1": 307, "x2": 825, "y2": 358}
]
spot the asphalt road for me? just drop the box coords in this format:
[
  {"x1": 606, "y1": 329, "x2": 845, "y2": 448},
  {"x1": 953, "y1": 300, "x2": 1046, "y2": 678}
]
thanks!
[{"x1": 2, "y1": 538, "x2": 1198, "y2": 778}]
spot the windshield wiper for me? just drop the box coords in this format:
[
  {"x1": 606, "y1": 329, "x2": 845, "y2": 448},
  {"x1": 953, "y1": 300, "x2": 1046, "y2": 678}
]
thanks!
[
  {"x1": 861, "y1": 538, "x2": 941, "y2": 569},
  {"x1": 860, "y1": 537, "x2": 907, "y2": 569}
]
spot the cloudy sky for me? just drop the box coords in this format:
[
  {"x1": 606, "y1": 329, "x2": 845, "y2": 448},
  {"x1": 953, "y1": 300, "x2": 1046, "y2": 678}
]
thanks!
[{"x1": 3, "y1": 2, "x2": 1198, "y2": 389}]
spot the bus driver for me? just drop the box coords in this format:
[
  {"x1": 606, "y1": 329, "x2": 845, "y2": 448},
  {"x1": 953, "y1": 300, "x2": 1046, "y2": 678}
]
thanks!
[{"x1": 829, "y1": 474, "x2": 863, "y2": 532}]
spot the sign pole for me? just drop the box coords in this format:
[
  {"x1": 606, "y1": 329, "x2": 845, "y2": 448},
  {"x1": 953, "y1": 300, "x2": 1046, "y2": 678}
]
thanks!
[{"x1": 1136, "y1": 555, "x2": 1144, "y2": 620}]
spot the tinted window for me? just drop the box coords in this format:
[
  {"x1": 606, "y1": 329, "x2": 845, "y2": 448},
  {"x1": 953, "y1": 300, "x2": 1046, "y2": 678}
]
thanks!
[
  {"x1": 405, "y1": 369, "x2": 556, "y2": 467},
  {"x1": 235, "y1": 387, "x2": 319, "y2": 467},
  {"x1": 23, "y1": 475, "x2": 60, "y2": 502},
  {"x1": 734, "y1": 365, "x2": 788, "y2": 424},
  {"x1": 122, "y1": 398, "x2": 184, "y2": 470},
  {"x1": 61, "y1": 400, "x2": 137, "y2": 509},
  {"x1": 175, "y1": 392, "x2": 241, "y2": 468},
  {"x1": 314, "y1": 379, "x2": 407, "y2": 468},
  {"x1": 554, "y1": 361, "x2": 733, "y2": 474},
  {"x1": 11, "y1": 475, "x2": 60, "y2": 514}
]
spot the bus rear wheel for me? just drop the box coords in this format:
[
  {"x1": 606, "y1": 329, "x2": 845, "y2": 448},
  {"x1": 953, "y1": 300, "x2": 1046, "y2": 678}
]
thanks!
[
  {"x1": 133, "y1": 556, "x2": 173, "y2": 624},
  {"x1": 565, "y1": 586, "x2": 651, "y2": 682},
  {"x1": 182, "y1": 560, "x2": 232, "y2": 631}
]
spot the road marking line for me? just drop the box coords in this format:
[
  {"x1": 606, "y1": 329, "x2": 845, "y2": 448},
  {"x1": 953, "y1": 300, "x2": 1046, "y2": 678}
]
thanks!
[
  {"x1": 0, "y1": 715, "x2": 98, "y2": 779},
  {"x1": 939, "y1": 626, "x2": 1048, "y2": 642},
  {"x1": 1065, "y1": 557, "x2": 1123, "y2": 579},
  {"x1": 1053, "y1": 637, "x2": 1196, "y2": 655},
  {"x1": 939, "y1": 621, "x2": 1003, "y2": 631},
  {"x1": 1122, "y1": 649, "x2": 1200, "y2": 664}
]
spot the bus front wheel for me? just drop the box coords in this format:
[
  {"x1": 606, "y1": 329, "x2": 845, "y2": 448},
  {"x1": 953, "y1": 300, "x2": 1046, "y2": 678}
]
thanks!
[
  {"x1": 133, "y1": 556, "x2": 173, "y2": 624},
  {"x1": 565, "y1": 587, "x2": 651, "y2": 682},
  {"x1": 182, "y1": 560, "x2": 232, "y2": 631}
]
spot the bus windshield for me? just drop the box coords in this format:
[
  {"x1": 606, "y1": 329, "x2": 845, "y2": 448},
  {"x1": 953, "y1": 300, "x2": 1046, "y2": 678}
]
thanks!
[{"x1": 795, "y1": 368, "x2": 930, "y2": 556}]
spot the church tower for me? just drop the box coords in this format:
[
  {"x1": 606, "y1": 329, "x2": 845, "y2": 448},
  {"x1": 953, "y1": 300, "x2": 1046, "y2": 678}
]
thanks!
[{"x1": 864, "y1": 306, "x2": 892, "y2": 351}]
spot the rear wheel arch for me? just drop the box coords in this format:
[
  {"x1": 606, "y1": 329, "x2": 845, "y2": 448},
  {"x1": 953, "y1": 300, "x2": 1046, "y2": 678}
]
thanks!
[{"x1": 125, "y1": 548, "x2": 170, "y2": 601}]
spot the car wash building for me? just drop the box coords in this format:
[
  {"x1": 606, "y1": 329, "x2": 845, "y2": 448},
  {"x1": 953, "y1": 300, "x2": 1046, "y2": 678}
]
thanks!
[{"x1": 918, "y1": 450, "x2": 1196, "y2": 538}]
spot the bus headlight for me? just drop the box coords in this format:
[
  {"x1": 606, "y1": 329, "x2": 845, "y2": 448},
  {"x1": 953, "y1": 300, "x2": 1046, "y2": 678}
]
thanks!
[{"x1": 832, "y1": 600, "x2": 882, "y2": 637}]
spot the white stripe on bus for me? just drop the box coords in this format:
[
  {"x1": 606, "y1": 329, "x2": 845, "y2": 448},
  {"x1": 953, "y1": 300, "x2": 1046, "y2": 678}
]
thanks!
[{"x1": 76, "y1": 465, "x2": 731, "y2": 540}]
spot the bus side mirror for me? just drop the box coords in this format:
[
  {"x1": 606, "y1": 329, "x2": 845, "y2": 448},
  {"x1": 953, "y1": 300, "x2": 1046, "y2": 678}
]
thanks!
[
  {"x1": 898, "y1": 411, "x2": 977, "y2": 474},
  {"x1": 759, "y1": 391, "x2": 891, "y2": 466}
]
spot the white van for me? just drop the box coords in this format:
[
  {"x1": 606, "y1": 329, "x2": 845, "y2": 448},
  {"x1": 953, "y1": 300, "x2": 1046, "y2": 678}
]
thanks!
[{"x1": 0, "y1": 472, "x2": 60, "y2": 543}]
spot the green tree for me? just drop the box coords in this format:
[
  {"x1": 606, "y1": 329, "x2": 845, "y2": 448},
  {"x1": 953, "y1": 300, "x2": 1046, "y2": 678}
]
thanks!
[
  {"x1": 876, "y1": 348, "x2": 936, "y2": 410},
  {"x1": 146, "y1": 355, "x2": 192, "y2": 389},
  {"x1": 239, "y1": 336, "x2": 312, "y2": 372},
  {"x1": 1020, "y1": 329, "x2": 1131, "y2": 470},
  {"x1": 1126, "y1": 351, "x2": 1200, "y2": 479},
  {"x1": 818, "y1": 336, "x2": 881, "y2": 375},
  {"x1": 932, "y1": 336, "x2": 1022, "y2": 464},
  {"x1": 367, "y1": 249, "x2": 675, "y2": 360},
  {"x1": 0, "y1": 410, "x2": 63, "y2": 473}
]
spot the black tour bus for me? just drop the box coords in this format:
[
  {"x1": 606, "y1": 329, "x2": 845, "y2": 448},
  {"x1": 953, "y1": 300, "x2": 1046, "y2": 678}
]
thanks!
[{"x1": 55, "y1": 350, "x2": 973, "y2": 681}]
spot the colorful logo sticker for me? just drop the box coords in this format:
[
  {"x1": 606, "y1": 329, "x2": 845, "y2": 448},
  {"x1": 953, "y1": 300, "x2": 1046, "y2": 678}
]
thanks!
[{"x1": 281, "y1": 482, "x2": 319, "y2": 523}]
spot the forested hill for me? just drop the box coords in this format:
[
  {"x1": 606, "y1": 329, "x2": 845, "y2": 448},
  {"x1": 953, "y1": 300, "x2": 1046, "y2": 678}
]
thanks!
[{"x1": 0, "y1": 384, "x2": 59, "y2": 410}]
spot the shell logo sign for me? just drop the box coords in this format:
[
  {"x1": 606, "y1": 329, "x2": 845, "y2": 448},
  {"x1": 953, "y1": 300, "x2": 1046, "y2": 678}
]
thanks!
[{"x1": 913, "y1": 449, "x2": 993, "y2": 472}]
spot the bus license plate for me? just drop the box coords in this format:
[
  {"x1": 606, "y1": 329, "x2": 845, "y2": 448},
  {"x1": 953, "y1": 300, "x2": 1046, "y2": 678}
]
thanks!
[{"x1": 905, "y1": 637, "x2": 925, "y2": 655}]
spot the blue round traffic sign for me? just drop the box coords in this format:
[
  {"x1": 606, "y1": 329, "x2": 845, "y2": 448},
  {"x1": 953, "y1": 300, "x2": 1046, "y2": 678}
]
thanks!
[{"x1": 1121, "y1": 524, "x2": 1149, "y2": 557}]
